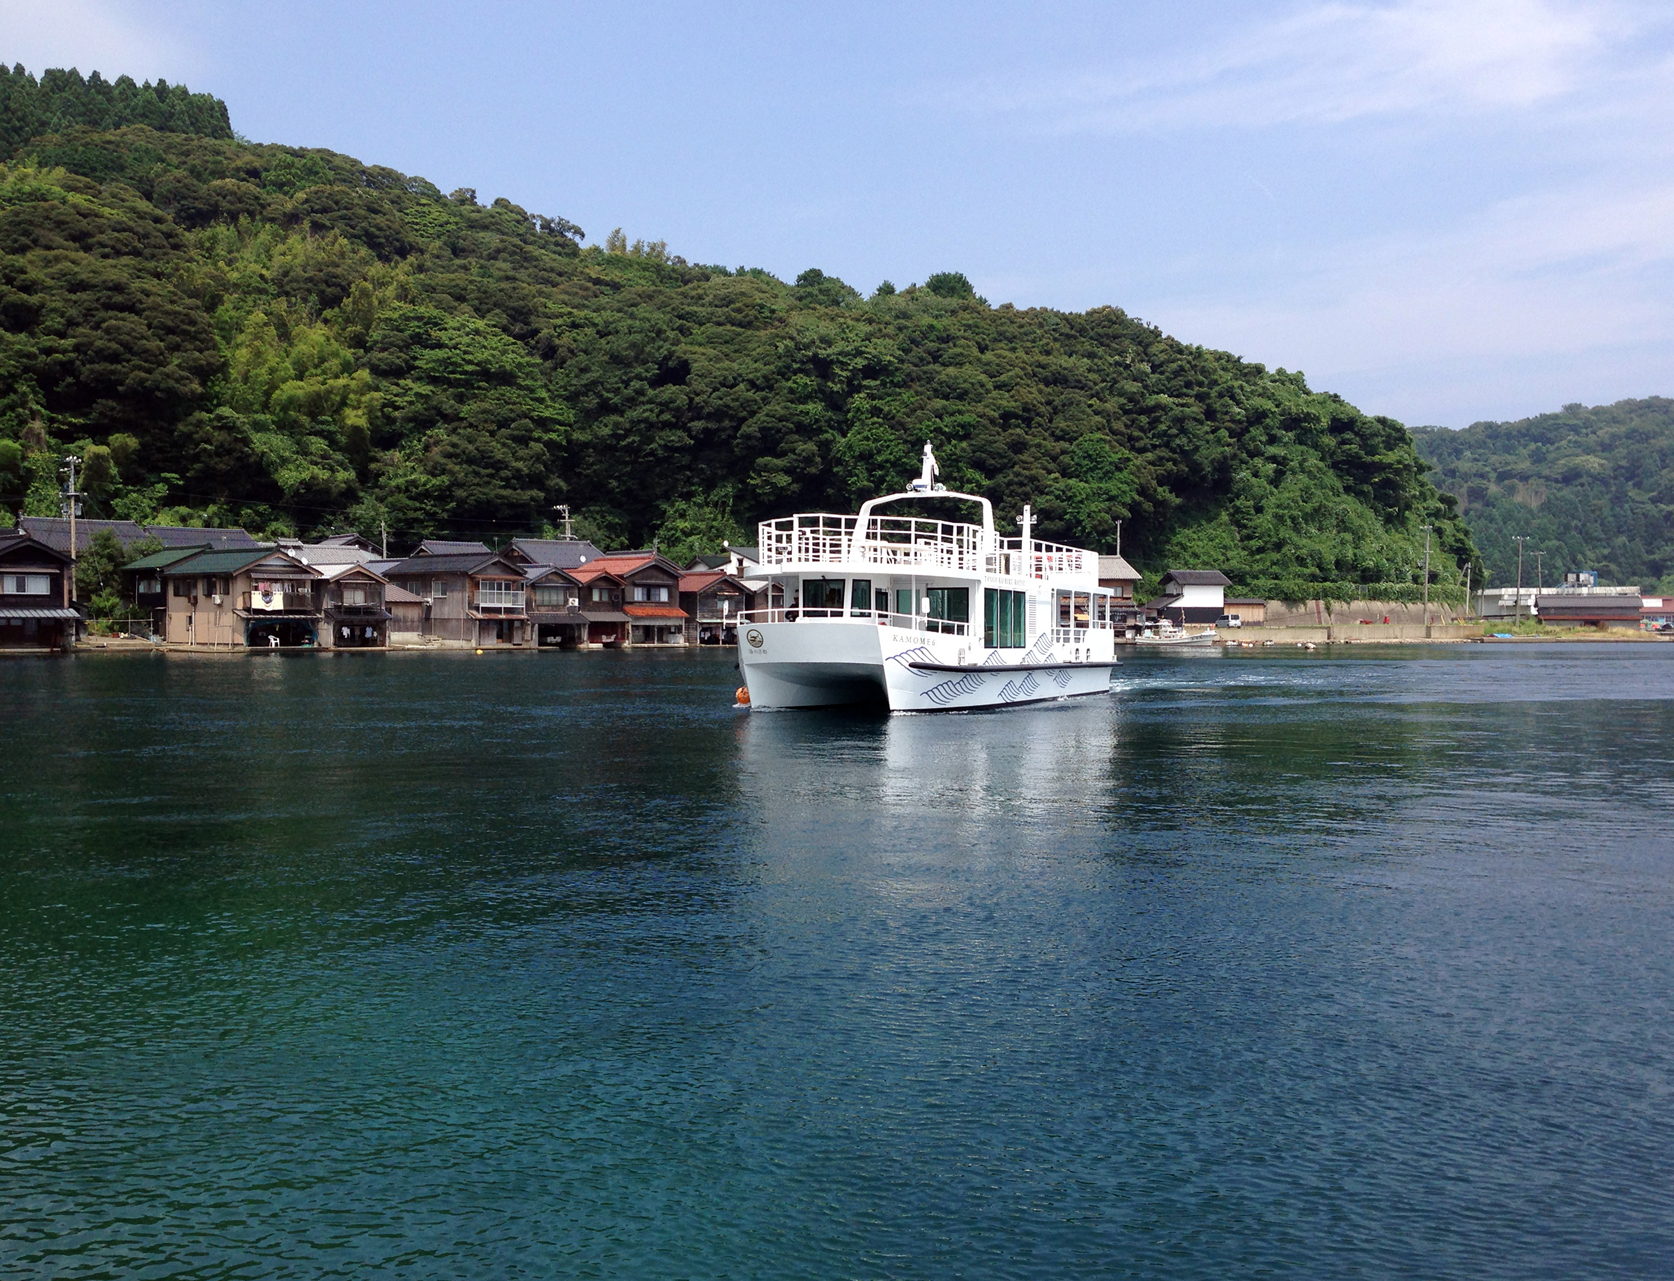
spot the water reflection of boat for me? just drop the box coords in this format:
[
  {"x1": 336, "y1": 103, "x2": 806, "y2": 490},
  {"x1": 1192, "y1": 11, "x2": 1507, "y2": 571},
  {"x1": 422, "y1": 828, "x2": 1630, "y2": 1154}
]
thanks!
[{"x1": 737, "y1": 695, "x2": 1119, "y2": 828}]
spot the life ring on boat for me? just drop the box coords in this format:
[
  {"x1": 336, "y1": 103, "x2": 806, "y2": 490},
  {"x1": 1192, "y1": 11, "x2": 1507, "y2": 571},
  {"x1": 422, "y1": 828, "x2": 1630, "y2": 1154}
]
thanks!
[{"x1": 735, "y1": 686, "x2": 751, "y2": 705}]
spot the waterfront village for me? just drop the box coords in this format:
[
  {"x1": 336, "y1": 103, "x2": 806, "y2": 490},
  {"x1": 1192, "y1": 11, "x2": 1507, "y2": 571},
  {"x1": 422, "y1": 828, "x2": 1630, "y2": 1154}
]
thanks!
[{"x1": 2, "y1": 515, "x2": 1671, "y2": 655}]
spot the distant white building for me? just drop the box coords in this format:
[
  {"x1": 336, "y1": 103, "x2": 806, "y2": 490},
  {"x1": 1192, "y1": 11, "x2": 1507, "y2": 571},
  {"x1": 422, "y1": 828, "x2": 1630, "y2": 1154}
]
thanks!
[{"x1": 1147, "y1": 569, "x2": 1231, "y2": 624}]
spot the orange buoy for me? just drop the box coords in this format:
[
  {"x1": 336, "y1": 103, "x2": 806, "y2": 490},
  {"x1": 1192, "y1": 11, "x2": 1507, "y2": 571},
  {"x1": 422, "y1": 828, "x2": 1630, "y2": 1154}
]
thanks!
[{"x1": 735, "y1": 685, "x2": 751, "y2": 706}]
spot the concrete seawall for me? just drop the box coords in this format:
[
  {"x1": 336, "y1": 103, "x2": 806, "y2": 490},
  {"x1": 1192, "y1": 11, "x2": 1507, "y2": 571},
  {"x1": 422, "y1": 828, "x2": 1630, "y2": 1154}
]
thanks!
[{"x1": 1235, "y1": 623, "x2": 1479, "y2": 644}]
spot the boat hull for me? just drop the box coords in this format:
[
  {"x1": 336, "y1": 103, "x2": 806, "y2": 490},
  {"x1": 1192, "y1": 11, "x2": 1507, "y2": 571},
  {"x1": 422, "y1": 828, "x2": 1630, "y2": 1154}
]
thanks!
[{"x1": 738, "y1": 621, "x2": 1115, "y2": 711}]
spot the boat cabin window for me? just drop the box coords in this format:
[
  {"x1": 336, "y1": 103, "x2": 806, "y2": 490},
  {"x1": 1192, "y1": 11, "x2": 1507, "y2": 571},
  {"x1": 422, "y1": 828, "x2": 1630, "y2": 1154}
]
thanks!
[
  {"x1": 875, "y1": 589, "x2": 889, "y2": 615},
  {"x1": 803, "y1": 578, "x2": 846, "y2": 611},
  {"x1": 895, "y1": 588, "x2": 915, "y2": 618},
  {"x1": 984, "y1": 588, "x2": 1027, "y2": 648},
  {"x1": 849, "y1": 579, "x2": 872, "y2": 615},
  {"x1": 926, "y1": 587, "x2": 968, "y2": 633}
]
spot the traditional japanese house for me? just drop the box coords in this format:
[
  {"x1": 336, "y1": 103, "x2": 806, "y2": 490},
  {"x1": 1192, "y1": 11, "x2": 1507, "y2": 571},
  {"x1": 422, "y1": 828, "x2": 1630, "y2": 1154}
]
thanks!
[
  {"x1": 125, "y1": 544, "x2": 211, "y2": 634},
  {"x1": 574, "y1": 552, "x2": 688, "y2": 646},
  {"x1": 320, "y1": 563, "x2": 392, "y2": 648},
  {"x1": 160, "y1": 547, "x2": 324, "y2": 648},
  {"x1": 414, "y1": 539, "x2": 492, "y2": 556},
  {"x1": 1096, "y1": 555, "x2": 1146, "y2": 626},
  {"x1": 385, "y1": 584, "x2": 426, "y2": 640},
  {"x1": 567, "y1": 566, "x2": 630, "y2": 647},
  {"x1": 1146, "y1": 569, "x2": 1232, "y2": 625},
  {"x1": 677, "y1": 571, "x2": 753, "y2": 644},
  {"x1": 525, "y1": 564, "x2": 586, "y2": 648},
  {"x1": 0, "y1": 532, "x2": 80, "y2": 651},
  {"x1": 380, "y1": 551, "x2": 529, "y2": 647}
]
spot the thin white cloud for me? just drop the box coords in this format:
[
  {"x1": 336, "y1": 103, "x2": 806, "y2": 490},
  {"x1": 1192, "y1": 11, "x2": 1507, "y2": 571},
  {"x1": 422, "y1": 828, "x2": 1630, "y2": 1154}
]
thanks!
[
  {"x1": 0, "y1": 0, "x2": 191, "y2": 80},
  {"x1": 1144, "y1": 176, "x2": 1674, "y2": 420},
  {"x1": 962, "y1": 0, "x2": 1648, "y2": 130}
]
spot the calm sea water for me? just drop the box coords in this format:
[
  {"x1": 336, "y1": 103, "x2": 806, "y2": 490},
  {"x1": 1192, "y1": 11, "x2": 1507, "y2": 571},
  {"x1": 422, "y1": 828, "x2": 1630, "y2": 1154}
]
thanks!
[{"x1": 3, "y1": 644, "x2": 1673, "y2": 1279}]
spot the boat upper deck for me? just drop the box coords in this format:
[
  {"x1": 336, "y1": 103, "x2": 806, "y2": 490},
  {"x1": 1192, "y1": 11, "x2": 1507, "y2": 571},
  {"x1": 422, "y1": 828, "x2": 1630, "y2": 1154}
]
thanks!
[{"x1": 758, "y1": 512, "x2": 1096, "y2": 585}]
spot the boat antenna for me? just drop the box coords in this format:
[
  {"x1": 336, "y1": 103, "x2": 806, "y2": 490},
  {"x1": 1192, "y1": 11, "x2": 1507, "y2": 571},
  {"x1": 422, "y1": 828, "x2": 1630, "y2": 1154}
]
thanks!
[{"x1": 911, "y1": 441, "x2": 941, "y2": 492}]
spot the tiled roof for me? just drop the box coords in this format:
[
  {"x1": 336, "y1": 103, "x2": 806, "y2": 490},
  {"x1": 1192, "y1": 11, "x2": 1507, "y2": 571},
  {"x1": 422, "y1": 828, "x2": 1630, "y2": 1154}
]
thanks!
[
  {"x1": 523, "y1": 564, "x2": 580, "y2": 584},
  {"x1": 678, "y1": 571, "x2": 745, "y2": 594},
  {"x1": 623, "y1": 603, "x2": 689, "y2": 619},
  {"x1": 168, "y1": 548, "x2": 309, "y2": 576},
  {"x1": 507, "y1": 538, "x2": 605, "y2": 569},
  {"x1": 384, "y1": 584, "x2": 424, "y2": 604},
  {"x1": 382, "y1": 553, "x2": 518, "y2": 576},
  {"x1": 1161, "y1": 569, "x2": 1232, "y2": 587},
  {"x1": 415, "y1": 539, "x2": 491, "y2": 556},
  {"x1": 318, "y1": 562, "x2": 388, "y2": 582},
  {"x1": 19, "y1": 517, "x2": 261, "y2": 554},
  {"x1": 568, "y1": 564, "x2": 626, "y2": 585},
  {"x1": 293, "y1": 545, "x2": 375, "y2": 565},
  {"x1": 0, "y1": 532, "x2": 71, "y2": 565},
  {"x1": 125, "y1": 545, "x2": 209, "y2": 571},
  {"x1": 1097, "y1": 555, "x2": 1142, "y2": 581}
]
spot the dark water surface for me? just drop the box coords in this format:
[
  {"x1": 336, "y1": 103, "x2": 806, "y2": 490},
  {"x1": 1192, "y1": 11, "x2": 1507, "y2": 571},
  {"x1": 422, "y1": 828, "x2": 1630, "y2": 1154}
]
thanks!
[{"x1": 3, "y1": 645, "x2": 1673, "y2": 1279}]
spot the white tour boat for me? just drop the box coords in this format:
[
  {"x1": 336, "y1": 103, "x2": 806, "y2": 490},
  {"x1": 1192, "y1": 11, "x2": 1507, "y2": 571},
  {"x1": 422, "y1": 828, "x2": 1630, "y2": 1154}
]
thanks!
[{"x1": 737, "y1": 444, "x2": 1118, "y2": 711}]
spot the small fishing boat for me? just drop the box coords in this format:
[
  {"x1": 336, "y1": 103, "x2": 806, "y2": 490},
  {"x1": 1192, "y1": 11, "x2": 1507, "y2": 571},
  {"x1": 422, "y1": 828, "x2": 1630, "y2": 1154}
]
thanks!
[{"x1": 1132, "y1": 622, "x2": 1218, "y2": 648}]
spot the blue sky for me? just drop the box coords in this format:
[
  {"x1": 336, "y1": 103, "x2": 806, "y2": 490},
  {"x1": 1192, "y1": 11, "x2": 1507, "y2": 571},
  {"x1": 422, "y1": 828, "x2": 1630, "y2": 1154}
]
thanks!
[{"x1": 6, "y1": 0, "x2": 1673, "y2": 427}]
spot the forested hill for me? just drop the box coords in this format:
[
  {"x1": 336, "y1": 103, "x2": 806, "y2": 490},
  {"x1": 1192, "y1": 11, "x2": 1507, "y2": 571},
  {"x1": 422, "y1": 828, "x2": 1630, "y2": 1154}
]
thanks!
[
  {"x1": 1413, "y1": 398, "x2": 1674, "y2": 592},
  {"x1": 0, "y1": 61, "x2": 1475, "y2": 600}
]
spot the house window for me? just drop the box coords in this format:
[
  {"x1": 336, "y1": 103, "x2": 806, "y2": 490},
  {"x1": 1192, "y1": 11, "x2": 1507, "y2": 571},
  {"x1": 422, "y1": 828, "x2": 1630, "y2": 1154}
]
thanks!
[
  {"x1": 433, "y1": 580, "x2": 448, "y2": 598},
  {"x1": 631, "y1": 584, "x2": 670, "y2": 602},
  {"x1": 534, "y1": 586, "x2": 564, "y2": 607},
  {"x1": 172, "y1": 578, "x2": 188, "y2": 597},
  {"x1": 2, "y1": 574, "x2": 51, "y2": 595},
  {"x1": 591, "y1": 585, "x2": 613, "y2": 603},
  {"x1": 342, "y1": 587, "x2": 365, "y2": 605},
  {"x1": 136, "y1": 577, "x2": 160, "y2": 595},
  {"x1": 478, "y1": 581, "x2": 525, "y2": 609}
]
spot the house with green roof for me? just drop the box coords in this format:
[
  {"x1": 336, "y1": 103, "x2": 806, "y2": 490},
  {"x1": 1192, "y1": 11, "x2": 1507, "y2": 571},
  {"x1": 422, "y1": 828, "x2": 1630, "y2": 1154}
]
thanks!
[
  {"x1": 125, "y1": 544, "x2": 211, "y2": 634},
  {"x1": 159, "y1": 546, "x2": 324, "y2": 648}
]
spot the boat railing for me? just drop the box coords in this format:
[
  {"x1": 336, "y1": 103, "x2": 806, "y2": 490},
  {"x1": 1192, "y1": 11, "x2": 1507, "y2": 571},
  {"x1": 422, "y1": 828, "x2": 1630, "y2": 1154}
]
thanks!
[
  {"x1": 758, "y1": 516, "x2": 1092, "y2": 582},
  {"x1": 739, "y1": 606, "x2": 971, "y2": 637},
  {"x1": 994, "y1": 537, "x2": 1088, "y2": 577},
  {"x1": 759, "y1": 513, "x2": 986, "y2": 574}
]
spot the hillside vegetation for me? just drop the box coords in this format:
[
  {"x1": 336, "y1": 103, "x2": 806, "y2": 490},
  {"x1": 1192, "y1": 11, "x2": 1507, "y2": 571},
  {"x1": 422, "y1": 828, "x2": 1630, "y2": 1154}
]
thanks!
[
  {"x1": 0, "y1": 61, "x2": 1475, "y2": 600},
  {"x1": 1413, "y1": 398, "x2": 1674, "y2": 591}
]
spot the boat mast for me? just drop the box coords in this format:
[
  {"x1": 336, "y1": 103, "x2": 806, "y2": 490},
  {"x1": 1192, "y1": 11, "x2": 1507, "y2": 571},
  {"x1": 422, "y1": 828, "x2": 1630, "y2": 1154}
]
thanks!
[{"x1": 1016, "y1": 503, "x2": 1033, "y2": 577}]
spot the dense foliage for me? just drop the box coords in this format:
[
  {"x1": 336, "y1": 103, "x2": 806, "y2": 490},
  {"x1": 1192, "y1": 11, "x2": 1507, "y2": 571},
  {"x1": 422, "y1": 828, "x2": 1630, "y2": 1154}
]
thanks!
[
  {"x1": 0, "y1": 61, "x2": 1476, "y2": 601},
  {"x1": 1413, "y1": 399, "x2": 1674, "y2": 591}
]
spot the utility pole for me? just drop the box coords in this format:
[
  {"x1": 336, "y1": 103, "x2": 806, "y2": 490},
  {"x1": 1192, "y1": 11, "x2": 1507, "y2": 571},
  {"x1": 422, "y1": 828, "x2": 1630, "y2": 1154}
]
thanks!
[
  {"x1": 1513, "y1": 536, "x2": 1528, "y2": 622},
  {"x1": 1115, "y1": 519, "x2": 1122, "y2": 560},
  {"x1": 1463, "y1": 562, "x2": 1472, "y2": 617},
  {"x1": 554, "y1": 504, "x2": 574, "y2": 540},
  {"x1": 1534, "y1": 549, "x2": 1544, "y2": 595},
  {"x1": 380, "y1": 518, "x2": 388, "y2": 560},
  {"x1": 1420, "y1": 524, "x2": 1433, "y2": 625},
  {"x1": 62, "y1": 454, "x2": 82, "y2": 603}
]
